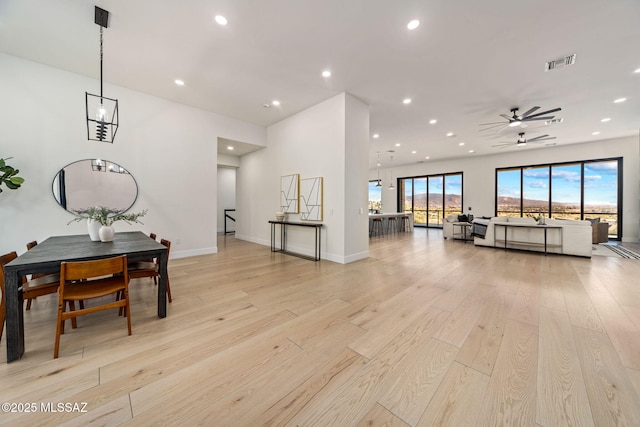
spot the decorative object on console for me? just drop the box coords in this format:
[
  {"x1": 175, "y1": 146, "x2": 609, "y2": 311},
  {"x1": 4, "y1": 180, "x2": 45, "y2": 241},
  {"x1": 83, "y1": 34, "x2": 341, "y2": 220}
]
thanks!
[
  {"x1": 300, "y1": 177, "x2": 323, "y2": 221},
  {"x1": 280, "y1": 174, "x2": 300, "y2": 213},
  {"x1": 275, "y1": 212, "x2": 285, "y2": 221},
  {"x1": 86, "y1": 6, "x2": 119, "y2": 143},
  {"x1": 0, "y1": 157, "x2": 25, "y2": 194},
  {"x1": 68, "y1": 206, "x2": 147, "y2": 242}
]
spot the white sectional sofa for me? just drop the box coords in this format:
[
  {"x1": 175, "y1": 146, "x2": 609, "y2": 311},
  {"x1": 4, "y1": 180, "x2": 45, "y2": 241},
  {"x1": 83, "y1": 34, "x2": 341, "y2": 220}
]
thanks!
[{"x1": 472, "y1": 216, "x2": 592, "y2": 257}]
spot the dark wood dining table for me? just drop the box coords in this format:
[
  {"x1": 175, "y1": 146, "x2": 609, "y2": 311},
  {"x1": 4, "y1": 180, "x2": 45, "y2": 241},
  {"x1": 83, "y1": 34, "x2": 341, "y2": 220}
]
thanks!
[{"x1": 3, "y1": 231, "x2": 168, "y2": 363}]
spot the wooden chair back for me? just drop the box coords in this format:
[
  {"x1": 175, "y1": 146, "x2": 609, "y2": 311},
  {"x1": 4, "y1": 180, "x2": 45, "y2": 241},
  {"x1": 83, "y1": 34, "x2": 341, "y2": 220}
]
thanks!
[{"x1": 55, "y1": 255, "x2": 131, "y2": 358}]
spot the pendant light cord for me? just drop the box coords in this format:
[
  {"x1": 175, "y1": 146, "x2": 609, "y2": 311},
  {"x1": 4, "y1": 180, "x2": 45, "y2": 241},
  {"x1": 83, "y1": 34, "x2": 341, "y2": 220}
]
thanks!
[{"x1": 99, "y1": 26, "x2": 104, "y2": 101}]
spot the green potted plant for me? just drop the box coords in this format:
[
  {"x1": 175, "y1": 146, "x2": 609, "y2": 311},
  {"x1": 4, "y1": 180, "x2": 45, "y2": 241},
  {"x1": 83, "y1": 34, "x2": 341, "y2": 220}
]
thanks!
[
  {"x1": 68, "y1": 206, "x2": 147, "y2": 242},
  {"x1": 0, "y1": 157, "x2": 25, "y2": 193}
]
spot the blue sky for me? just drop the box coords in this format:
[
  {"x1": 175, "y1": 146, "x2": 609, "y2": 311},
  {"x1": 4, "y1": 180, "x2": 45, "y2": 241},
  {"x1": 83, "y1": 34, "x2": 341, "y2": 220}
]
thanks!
[{"x1": 497, "y1": 161, "x2": 618, "y2": 206}]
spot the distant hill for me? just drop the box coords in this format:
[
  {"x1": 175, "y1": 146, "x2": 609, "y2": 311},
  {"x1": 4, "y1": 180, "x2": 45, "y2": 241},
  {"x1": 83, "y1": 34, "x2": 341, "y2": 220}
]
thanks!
[
  {"x1": 408, "y1": 193, "x2": 461, "y2": 208},
  {"x1": 406, "y1": 194, "x2": 580, "y2": 209}
]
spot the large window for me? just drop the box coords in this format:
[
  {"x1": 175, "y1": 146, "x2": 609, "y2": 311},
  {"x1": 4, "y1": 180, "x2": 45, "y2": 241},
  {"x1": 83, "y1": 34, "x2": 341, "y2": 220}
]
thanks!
[
  {"x1": 400, "y1": 172, "x2": 463, "y2": 228},
  {"x1": 495, "y1": 158, "x2": 621, "y2": 239}
]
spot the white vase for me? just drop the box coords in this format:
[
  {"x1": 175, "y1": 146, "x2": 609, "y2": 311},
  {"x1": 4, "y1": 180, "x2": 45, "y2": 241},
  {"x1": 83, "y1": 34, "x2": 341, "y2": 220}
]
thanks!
[
  {"x1": 99, "y1": 225, "x2": 115, "y2": 242},
  {"x1": 87, "y1": 219, "x2": 101, "y2": 241}
]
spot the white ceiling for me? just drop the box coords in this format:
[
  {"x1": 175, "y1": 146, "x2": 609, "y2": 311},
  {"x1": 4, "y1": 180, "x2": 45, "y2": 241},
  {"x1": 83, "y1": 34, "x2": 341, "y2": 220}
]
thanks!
[{"x1": 1, "y1": 0, "x2": 639, "y2": 168}]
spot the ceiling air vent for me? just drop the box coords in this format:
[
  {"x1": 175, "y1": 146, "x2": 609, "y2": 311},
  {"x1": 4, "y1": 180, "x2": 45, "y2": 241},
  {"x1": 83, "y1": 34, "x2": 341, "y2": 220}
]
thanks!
[
  {"x1": 545, "y1": 54, "x2": 576, "y2": 71},
  {"x1": 545, "y1": 118, "x2": 564, "y2": 125}
]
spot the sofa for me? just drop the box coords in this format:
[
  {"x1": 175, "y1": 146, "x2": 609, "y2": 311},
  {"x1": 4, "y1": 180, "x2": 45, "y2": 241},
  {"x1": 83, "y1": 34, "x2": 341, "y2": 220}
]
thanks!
[{"x1": 473, "y1": 216, "x2": 592, "y2": 257}]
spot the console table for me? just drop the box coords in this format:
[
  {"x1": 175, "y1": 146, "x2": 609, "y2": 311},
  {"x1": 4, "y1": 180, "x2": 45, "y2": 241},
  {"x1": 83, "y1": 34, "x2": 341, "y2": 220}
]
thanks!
[
  {"x1": 269, "y1": 221, "x2": 323, "y2": 261},
  {"x1": 494, "y1": 223, "x2": 562, "y2": 255}
]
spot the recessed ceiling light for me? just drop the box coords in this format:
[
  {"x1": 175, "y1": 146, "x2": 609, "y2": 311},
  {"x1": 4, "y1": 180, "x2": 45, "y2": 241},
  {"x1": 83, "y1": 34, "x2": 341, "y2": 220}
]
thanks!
[
  {"x1": 174, "y1": 79, "x2": 185, "y2": 86},
  {"x1": 214, "y1": 15, "x2": 227, "y2": 26},
  {"x1": 395, "y1": 143, "x2": 401, "y2": 147},
  {"x1": 635, "y1": 68, "x2": 640, "y2": 73},
  {"x1": 227, "y1": 146, "x2": 234, "y2": 150},
  {"x1": 407, "y1": 19, "x2": 420, "y2": 30},
  {"x1": 458, "y1": 142, "x2": 465, "y2": 146},
  {"x1": 411, "y1": 150, "x2": 417, "y2": 154},
  {"x1": 372, "y1": 133, "x2": 379, "y2": 138},
  {"x1": 592, "y1": 131, "x2": 601, "y2": 135},
  {"x1": 446, "y1": 132, "x2": 454, "y2": 137},
  {"x1": 322, "y1": 70, "x2": 331, "y2": 78},
  {"x1": 601, "y1": 117, "x2": 611, "y2": 122},
  {"x1": 272, "y1": 100, "x2": 280, "y2": 106},
  {"x1": 403, "y1": 98, "x2": 412, "y2": 104},
  {"x1": 429, "y1": 119, "x2": 437, "y2": 125},
  {"x1": 468, "y1": 150, "x2": 475, "y2": 153},
  {"x1": 425, "y1": 156, "x2": 430, "y2": 159},
  {"x1": 614, "y1": 97, "x2": 627, "y2": 103}
]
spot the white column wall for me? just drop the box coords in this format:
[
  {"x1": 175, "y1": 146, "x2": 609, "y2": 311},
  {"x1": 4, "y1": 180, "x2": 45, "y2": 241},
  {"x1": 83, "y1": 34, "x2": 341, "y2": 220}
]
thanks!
[
  {"x1": 236, "y1": 92, "x2": 370, "y2": 263},
  {"x1": 375, "y1": 134, "x2": 640, "y2": 242},
  {"x1": 0, "y1": 53, "x2": 265, "y2": 257}
]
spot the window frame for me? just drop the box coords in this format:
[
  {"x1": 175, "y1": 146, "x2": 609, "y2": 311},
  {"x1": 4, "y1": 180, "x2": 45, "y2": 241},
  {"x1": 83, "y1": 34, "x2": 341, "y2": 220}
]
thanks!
[{"x1": 495, "y1": 157, "x2": 623, "y2": 240}]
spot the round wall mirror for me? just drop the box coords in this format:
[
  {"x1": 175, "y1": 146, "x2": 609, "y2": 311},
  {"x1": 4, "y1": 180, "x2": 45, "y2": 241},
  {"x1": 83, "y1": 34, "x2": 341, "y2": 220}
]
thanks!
[{"x1": 52, "y1": 159, "x2": 138, "y2": 212}]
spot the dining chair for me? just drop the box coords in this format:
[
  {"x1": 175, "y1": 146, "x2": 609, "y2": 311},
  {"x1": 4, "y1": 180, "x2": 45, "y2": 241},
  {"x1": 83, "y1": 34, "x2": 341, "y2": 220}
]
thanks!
[
  {"x1": 54, "y1": 255, "x2": 132, "y2": 359},
  {"x1": 25, "y1": 240, "x2": 60, "y2": 310},
  {"x1": 127, "y1": 238, "x2": 172, "y2": 303},
  {"x1": 0, "y1": 252, "x2": 61, "y2": 335}
]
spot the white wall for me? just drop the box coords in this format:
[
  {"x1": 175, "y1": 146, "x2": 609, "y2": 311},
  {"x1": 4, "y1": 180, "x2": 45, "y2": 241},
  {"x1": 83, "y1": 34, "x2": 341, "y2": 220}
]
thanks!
[
  {"x1": 0, "y1": 53, "x2": 265, "y2": 257},
  {"x1": 236, "y1": 92, "x2": 370, "y2": 263},
  {"x1": 374, "y1": 135, "x2": 640, "y2": 242},
  {"x1": 217, "y1": 167, "x2": 236, "y2": 232}
]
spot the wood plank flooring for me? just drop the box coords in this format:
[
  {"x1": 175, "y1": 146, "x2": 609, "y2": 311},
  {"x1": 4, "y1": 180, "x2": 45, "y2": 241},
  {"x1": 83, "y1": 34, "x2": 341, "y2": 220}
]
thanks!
[{"x1": 1, "y1": 230, "x2": 640, "y2": 426}]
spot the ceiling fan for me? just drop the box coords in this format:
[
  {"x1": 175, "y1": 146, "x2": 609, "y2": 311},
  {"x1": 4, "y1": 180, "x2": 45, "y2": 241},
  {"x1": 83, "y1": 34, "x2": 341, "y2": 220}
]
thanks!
[
  {"x1": 480, "y1": 106, "x2": 561, "y2": 132},
  {"x1": 492, "y1": 132, "x2": 556, "y2": 149}
]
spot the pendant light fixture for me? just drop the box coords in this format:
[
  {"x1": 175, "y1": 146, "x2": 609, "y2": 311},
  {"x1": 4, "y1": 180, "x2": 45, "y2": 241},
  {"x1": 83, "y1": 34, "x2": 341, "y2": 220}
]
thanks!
[
  {"x1": 86, "y1": 6, "x2": 119, "y2": 143},
  {"x1": 375, "y1": 152, "x2": 382, "y2": 187},
  {"x1": 388, "y1": 155, "x2": 395, "y2": 190}
]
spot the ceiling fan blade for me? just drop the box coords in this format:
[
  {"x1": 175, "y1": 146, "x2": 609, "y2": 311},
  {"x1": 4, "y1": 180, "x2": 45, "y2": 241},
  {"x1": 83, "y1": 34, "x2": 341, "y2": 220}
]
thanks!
[
  {"x1": 478, "y1": 121, "x2": 507, "y2": 126},
  {"x1": 479, "y1": 123, "x2": 506, "y2": 131},
  {"x1": 521, "y1": 106, "x2": 540, "y2": 118},
  {"x1": 527, "y1": 134, "x2": 549, "y2": 141},
  {"x1": 491, "y1": 143, "x2": 511, "y2": 147},
  {"x1": 529, "y1": 136, "x2": 557, "y2": 143},
  {"x1": 499, "y1": 114, "x2": 513, "y2": 121},
  {"x1": 522, "y1": 116, "x2": 555, "y2": 121},
  {"x1": 524, "y1": 108, "x2": 561, "y2": 119}
]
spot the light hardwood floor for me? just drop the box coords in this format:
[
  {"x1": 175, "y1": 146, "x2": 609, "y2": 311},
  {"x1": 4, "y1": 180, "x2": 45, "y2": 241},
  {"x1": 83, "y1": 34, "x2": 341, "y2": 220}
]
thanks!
[{"x1": 1, "y1": 230, "x2": 640, "y2": 426}]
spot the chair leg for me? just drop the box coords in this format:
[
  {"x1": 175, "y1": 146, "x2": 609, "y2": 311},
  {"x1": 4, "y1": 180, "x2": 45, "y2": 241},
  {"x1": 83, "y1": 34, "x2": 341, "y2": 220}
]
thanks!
[
  {"x1": 124, "y1": 288, "x2": 132, "y2": 335},
  {"x1": 26, "y1": 297, "x2": 33, "y2": 310},
  {"x1": 167, "y1": 277, "x2": 172, "y2": 303},
  {"x1": 54, "y1": 300, "x2": 64, "y2": 358},
  {"x1": 68, "y1": 301, "x2": 78, "y2": 329}
]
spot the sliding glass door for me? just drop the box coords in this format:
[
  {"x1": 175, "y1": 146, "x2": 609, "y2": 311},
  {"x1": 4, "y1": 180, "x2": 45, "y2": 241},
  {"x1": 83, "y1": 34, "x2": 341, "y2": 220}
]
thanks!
[{"x1": 400, "y1": 172, "x2": 463, "y2": 228}]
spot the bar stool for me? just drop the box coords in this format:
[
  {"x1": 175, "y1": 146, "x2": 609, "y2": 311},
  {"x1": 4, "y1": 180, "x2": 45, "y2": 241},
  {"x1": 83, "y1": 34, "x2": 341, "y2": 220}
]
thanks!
[
  {"x1": 400, "y1": 215, "x2": 411, "y2": 232},
  {"x1": 387, "y1": 217, "x2": 397, "y2": 233},
  {"x1": 370, "y1": 217, "x2": 384, "y2": 237}
]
